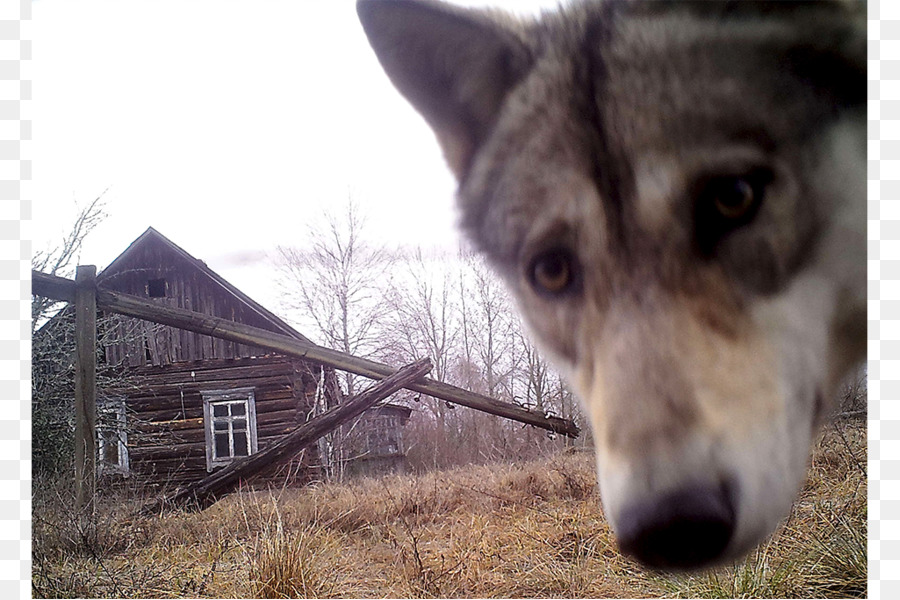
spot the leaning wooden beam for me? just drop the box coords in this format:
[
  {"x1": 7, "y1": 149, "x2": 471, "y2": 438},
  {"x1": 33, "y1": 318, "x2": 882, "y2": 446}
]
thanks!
[
  {"x1": 141, "y1": 357, "x2": 433, "y2": 514},
  {"x1": 32, "y1": 270, "x2": 580, "y2": 438}
]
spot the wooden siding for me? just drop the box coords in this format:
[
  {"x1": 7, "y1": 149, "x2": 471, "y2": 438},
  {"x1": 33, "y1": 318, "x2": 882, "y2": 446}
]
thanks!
[
  {"x1": 340, "y1": 404, "x2": 412, "y2": 478},
  {"x1": 98, "y1": 234, "x2": 296, "y2": 367}
]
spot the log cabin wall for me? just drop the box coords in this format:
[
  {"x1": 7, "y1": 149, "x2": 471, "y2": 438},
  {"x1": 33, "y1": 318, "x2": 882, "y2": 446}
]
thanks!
[{"x1": 117, "y1": 355, "x2": 325, "y2": 490}]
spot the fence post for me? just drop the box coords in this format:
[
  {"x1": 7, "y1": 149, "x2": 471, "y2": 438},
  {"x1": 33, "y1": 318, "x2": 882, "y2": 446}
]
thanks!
[{"x1": 74, "y1": 265, "x2": 98, "y2": 514}]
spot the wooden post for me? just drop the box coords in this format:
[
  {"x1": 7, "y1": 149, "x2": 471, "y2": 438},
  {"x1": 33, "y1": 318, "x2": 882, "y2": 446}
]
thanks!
[
  {"x1": 74, "y1": 265, "x2": 98, "y2": 514},
  {"x1": 142, "y1": 357, "x2": 433, "y2": 514}
]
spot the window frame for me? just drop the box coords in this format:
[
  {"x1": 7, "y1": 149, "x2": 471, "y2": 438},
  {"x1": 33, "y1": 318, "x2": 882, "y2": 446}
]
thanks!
[
  {"x1": 97, "y1": 398, "x2": 129, "y2": 477},
  {"x1": 201, "y1": 387, "x2": 258, "y2": 471}
]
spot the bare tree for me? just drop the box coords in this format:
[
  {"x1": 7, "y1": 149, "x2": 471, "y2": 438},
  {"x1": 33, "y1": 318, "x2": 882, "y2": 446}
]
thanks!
[
  {"x1": 32, "y1": 194, "x2": 108, "y2": 477},
  {"x1": 274, "y1": 199, "x2": 396, "y2": 481},
  {"x1": 383, "y1": 250, "x2": 582, "y2": 470},
  {"x1": 32, "y1": 193, "x2": 107, "y2": 332},
  {"x1": 380, "y1": 250, "x2": 464, "y2": 469},
  {"x1": 465, "y1": 255, "x2": 518, "y2": 400},
  {"x1": 384, "y1": 251, "x2": 457, "y2": 381},
  {"x1": 275, "y1": 198, "x2": 393, "y2": 397},
  {"x1": 517, "y1": 329, "x2": 551, "y2": 413}
]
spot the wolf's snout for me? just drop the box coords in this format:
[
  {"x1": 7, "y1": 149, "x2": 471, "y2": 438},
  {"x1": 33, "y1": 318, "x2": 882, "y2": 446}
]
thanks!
[{"x1": 616, "y1": 483, "x2": 736, "y2": 570}]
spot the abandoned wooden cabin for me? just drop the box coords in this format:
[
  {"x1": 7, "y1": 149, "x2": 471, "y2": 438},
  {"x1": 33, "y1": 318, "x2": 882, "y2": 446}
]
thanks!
[
  {"x1": 338, "y1": 403, "x2": 413, "y2": 477},
  {"x1": 64, "y1": 226, "x2": 412, "y2": 489}
]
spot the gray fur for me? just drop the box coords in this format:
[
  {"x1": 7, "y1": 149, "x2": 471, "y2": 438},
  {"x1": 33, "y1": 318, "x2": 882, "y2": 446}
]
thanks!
[{"x1": 358, "y1": 0, "x2": 866, "y2": 569}]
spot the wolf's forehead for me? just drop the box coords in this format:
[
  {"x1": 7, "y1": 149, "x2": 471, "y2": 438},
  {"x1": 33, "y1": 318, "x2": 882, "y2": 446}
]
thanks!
[
  {"x1": 460, "y1": 1, "x2": 862, "y2": 267},
  {"x1": 462, "y1": 17, "x2": 788, "y2": 262},
  {"x1": 603, "y1": 15, "x2": 840, "y2": 150}
]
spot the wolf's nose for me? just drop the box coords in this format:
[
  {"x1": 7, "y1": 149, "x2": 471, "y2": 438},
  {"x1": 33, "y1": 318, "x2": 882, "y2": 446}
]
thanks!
[{"x1": 616, "y1": 483, "x2": 735, "y2": 570}]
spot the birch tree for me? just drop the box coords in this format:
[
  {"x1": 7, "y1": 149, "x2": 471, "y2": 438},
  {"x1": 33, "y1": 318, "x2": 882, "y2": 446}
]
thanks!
[{"x1": 275, "y1": 199, "x2": 392, "y2": 396}]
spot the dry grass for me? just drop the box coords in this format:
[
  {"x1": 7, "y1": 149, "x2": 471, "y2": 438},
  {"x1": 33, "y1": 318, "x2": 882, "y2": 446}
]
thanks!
[{"x1": 32, "y1": 421, "x2": 866, "y2": 598}]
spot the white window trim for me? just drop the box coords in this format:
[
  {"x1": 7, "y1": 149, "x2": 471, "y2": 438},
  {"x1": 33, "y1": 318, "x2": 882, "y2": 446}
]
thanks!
[
  {"x1": 202, "y1": 387, "x2": 258, "y2": 471},
  {"x1": 97, "y1": 398, "x2": 129, "y2": 476}
]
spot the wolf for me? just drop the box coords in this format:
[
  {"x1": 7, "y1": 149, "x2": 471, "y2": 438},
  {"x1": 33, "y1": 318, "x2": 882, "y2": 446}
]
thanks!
[{"x1": 357, "y1": 0, "x2": 866, "y2": 570}]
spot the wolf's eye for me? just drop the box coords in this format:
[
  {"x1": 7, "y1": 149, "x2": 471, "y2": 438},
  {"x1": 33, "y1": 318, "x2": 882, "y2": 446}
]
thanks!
[
  {"x1": 528, "y1": 248, "x2": 578, "y2": 296},
  {"x1": 700, "y1": 170, "x2": 770, "y2": 222},
  {"x1": 695, "y1": 168, "x2": 772, "y2": 255},
  {"x1": 711, "y1": 177, "x2": 757, "y2": 220}
]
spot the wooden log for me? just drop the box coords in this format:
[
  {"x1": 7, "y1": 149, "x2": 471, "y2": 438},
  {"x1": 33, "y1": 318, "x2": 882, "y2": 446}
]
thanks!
[
  {"x1": 140, "y1": 357, "x2": 433, "y2": 514},
  {"x1": 134, "y1": 406, "x2": 205, "y2": 423},
  {"x1": 129, "y1": 355, "x2": 294, "y2": 376},
  {"x1": 128, "y1": 362, "x2": 296, "y2": 385},
  {"x1": 123, "y1": 381, "x2": 293, "y2": 411},
  {"x1": 33, "y1": 270, "x2": 76, "y2": 303},
  {"x1": 74, "y1": 266, "x2": 98, "y2": 514},
  {"x1": 130, "y1": 456, "x2": 209, "y2": 474},
  {"x1": 32, "y1": 271, "x2": 580, "y2": 438},
  {"x1": 133, "y1": 429, "x2": 206, "y2": 446},
  {"x1": 136, "y1": 420, "x2": 300, "y2": 446},
  {"x1": 129, "y1": 440, "x2": 205, "y2": 461},
  {"x1": 255, "y1": 408, "x2": 303, "y2": 426},
  {"x1": 131, "y1": 419, "x2": 307, "y2": 458},
  {"x1": 134, "y1": 405, "x2": 302, "y2": 435},
  {"x1": 135, "y1": 417, "x2": 205, "y2": 434}
]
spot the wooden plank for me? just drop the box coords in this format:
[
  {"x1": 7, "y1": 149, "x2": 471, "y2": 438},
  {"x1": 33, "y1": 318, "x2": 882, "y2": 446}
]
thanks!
[
  {"x1": 133, "y1": 430, "x2": 205, "y2": 446},
  {"x1": 141, "y1": 358, "x2": 432, "y2": 514},
  {"x1": 74, "y1": 266, "x2": 98, "y2": 514},
  {"x1": 255, "y1": 398, "x2": 306, "y2": 414},
  {"x1": 256, "y1": 409, "x2": 302, "y2": 428},
  {"x1": 131, "y1": 457, "x2": 208, "y2": 475},
  {"x1": 135, "y1": 420, "x2": 299, "y2": 446},
  {"x1": 123, "y1": 381, "x2": 293, "y2": 410},
  {"x1": 129, "y1": 410, "x2": 301, "y2": 460},
  {"x1": 32, "y1": 270, "x2": 580, "y2": 438},
  {"x1": 129, "y1": 355, "x2": 292, "y2": 376},
  {"x1": 129, "y1": 395, "x2": 298, "y2": 419},
  {"x1": 136, "y1": 406, "x2": 205, "y2": 423},
  {"x1": 134, "y1": 417, "x2": 204, "y2": 433},
  {"x1": 130, "y1": 446, "x2": 203, "y2": 462},
  {"x1": 131, "y1": 361, "x2": 294, "y2": 384},
  {"x1": 134, "y1": 395, "x2": 303, "y2": 434}
]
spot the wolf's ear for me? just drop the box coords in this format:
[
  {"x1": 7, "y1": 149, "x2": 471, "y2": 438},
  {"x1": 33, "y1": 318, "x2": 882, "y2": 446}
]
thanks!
[{"x1": 357, "y1": 0, "x2": 531, "y2": 180}]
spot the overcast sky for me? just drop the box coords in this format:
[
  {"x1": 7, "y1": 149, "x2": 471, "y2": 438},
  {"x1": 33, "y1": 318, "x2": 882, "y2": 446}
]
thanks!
[{"x1": 31, "y1": 0, "x2": 559, "y2": 315}]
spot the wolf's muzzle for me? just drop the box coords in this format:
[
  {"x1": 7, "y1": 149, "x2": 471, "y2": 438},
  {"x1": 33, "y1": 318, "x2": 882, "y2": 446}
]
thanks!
[{"x1": 616, "y1": 481, "x2": 736, "y2": 570}]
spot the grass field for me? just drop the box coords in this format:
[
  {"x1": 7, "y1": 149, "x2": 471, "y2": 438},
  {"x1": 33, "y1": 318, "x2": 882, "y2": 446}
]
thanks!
[{"x1": 32, "y1": 420, "x2": 866, "y2": 598}]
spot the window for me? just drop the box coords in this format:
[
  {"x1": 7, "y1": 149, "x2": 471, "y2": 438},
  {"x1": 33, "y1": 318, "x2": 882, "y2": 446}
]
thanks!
[
  {"x1": 366, "y1": 415, "x2": 401, "y2": 456},
  {"x1": 202, "y1": 388, "x2": 258, "y2": 471},
  {"x1": 147, "y1": 278, "x2": 167, "y2": 298},
  {"x1": 98, "y1": 399, "x2": 129, "y2": 476}
]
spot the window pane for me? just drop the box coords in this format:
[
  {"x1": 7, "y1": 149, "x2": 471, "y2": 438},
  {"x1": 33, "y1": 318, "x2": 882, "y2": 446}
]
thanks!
[
  {"x1": 101, "y1": 437, "x2": 119, "y2": 464},
  {"x1": 214, "y1": 420, "x2": 228, "y2": 431},
  {"x1": 233, "y1": 419, "x2": 247, "y2": 431},
  {"x1": 213, "y1": 404, "x2": 228, "y2": 417},
  {"x1": 233, "y1": 431, "x2": 249, "y2": 456},
  {"x1": 215, "y1": 433, "x2": 230, "y2": 458},
  {"x1": 232, "y1": 404, "x2": 246, "y2": 416}
]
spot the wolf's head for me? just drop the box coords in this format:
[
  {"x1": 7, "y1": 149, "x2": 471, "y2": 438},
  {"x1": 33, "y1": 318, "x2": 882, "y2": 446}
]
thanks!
[{"x1": 358, "y1": 0, "x2": 866, "y2": 570}]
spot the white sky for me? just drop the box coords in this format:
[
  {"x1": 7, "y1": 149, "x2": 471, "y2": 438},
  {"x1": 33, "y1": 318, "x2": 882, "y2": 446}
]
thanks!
[{"x1": 31, "y1": 0, "x2": 559, "y2": 314}]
